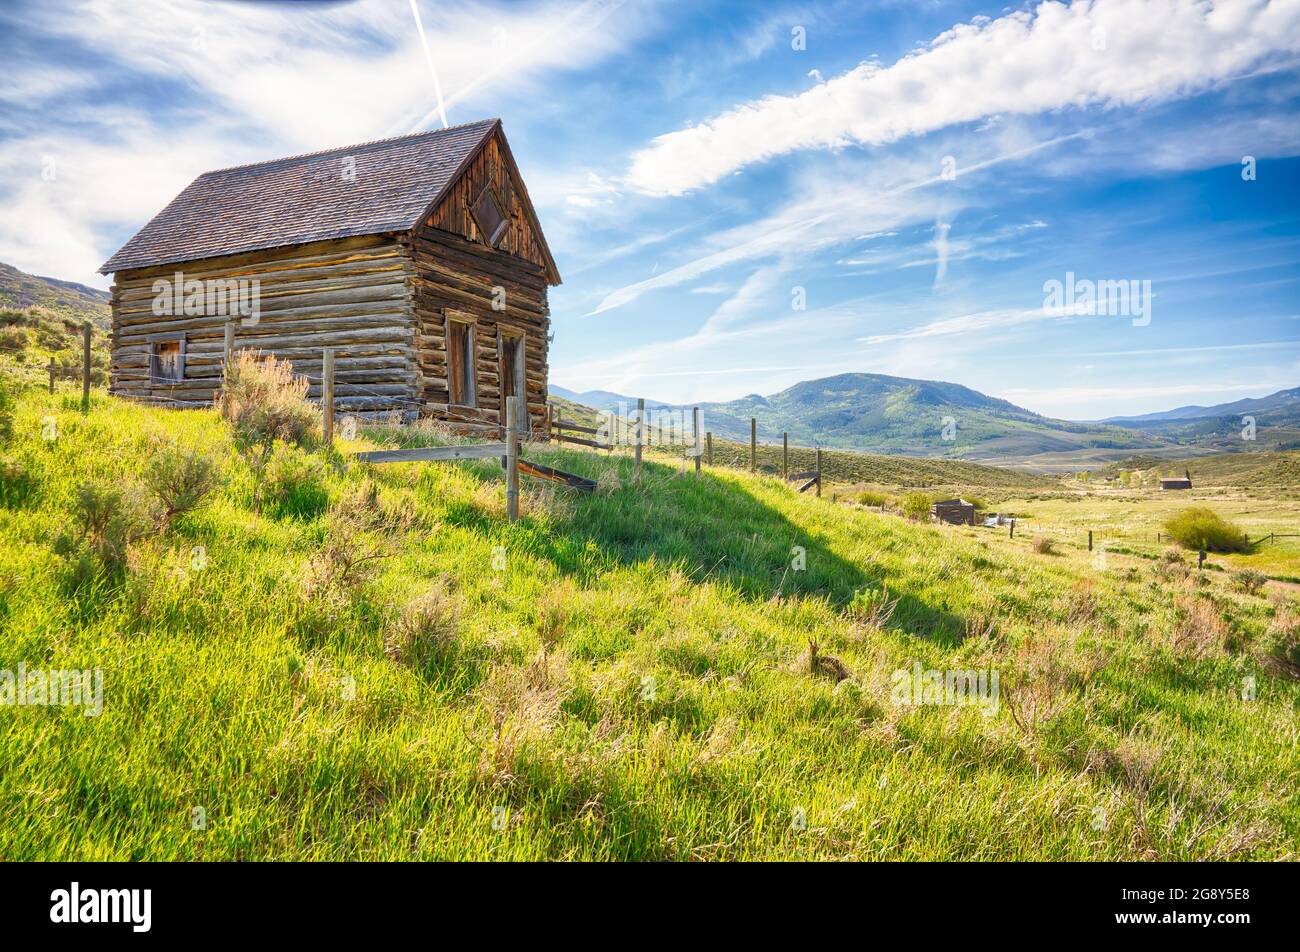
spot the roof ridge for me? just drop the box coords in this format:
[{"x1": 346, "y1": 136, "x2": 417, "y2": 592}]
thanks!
[{"x1": 200, "y1": 118, "x2": 499, "y2": 176}]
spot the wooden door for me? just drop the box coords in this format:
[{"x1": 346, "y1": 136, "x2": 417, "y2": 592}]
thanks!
[{"x1": 499, "y1": 332, "x2": 526, "y2": 433}]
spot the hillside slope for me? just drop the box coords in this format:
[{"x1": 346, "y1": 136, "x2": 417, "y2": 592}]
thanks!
[
  {"x1": 0, "y1": 387, "x2": 1296, "y2": 859},
  {"x1": 0, "y1": 261, "x2": 110, "y2": 328}
]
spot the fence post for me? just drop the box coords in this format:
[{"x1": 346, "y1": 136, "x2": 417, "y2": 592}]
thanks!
[
  {"x1": 81, "y1": 321, "x2": 91, "y2": 413},
  {"x1": 783, "y1": 433, "x2": 788, "y2": 480},
  {"x1": 706, "y1": 432, "x2": 713, "y2": 466},
  {"x1": 815, "y1": 448, "x2": 822, "y2": 498},
  {"x1": 506, "y1": 395, "x2": 520, "y2": 523},
  {"x1": 692, "y1": 407, "x2": 701, "y2": 474},
  {"x1": 223, "y1": 320, "x2": 235, "y2": 388},
  {"x1": 48, "y1": 356, "x2": 56, "y2": 394},
  {"x1": 750, "y1": 418, "x2": 756, "y2": 473},
  {"x1": 635, "y1": 397, "x2": 644, "y2": 486},
  {"x1": 1088, "y1": 530, "x2": 1093, "y2": 552},
  {"x1": 322, "y1": 348, "x2": 335, "y2": 445},
  {"x1": 1010, "y1": 520, "x2": 1016, "y2": 539}
]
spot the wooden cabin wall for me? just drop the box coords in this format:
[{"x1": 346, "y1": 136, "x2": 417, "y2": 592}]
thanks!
[
  {"x1": 109, "y1": 235, "x2": 419, "y2": 414},
  {"x1": 404, "y1": 224, "x2": 550, "y2": 435}
]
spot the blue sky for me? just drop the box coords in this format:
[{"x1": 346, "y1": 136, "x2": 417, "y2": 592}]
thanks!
[{"x1": 1, "y1": 0, "x2": 1297, "y2": 419}]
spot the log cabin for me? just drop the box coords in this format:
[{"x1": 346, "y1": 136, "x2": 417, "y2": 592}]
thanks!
[{"x1": 98, "y1": 118, "x2": 560, "y2": 435}]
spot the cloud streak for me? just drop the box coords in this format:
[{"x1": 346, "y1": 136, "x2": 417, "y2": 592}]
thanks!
[{"x1": 626, "y1": 0, "x2": 1300, "y2": 195}]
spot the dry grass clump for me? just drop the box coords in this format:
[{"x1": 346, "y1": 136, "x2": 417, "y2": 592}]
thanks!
[
  {"x1": 962, "y1": 610, "x2": 999, "y2": 643},
  {"x1": 521, "y1": 479, "x2": 574, "y2": 520},
  {"x1": 1262, "y1": 591, "x2": 1300, "y2": 678},
  {"x1": 1030, "y1": 535, "x2": 1055, "y2": 555},
  {"x1": 535, "y1": 582, "x2": 576, "y2": 648},
  {"x1": 1168, "y1": 594, "x2": 1230, "y2": 657},
  {"x1": 475, "y1": 648, "x2": 572, "y2": 784},
  {"x1": 595, "y1": 466, "x2": 622, "y2": 495},
  {"x1": 1003, "y1": 630, "x2": 1076, "y2": 748},
  {"x1": 1063, "y1": 577, "x2": 1097, "y2": 625},
  {"x1": 384, "y1": 580, "x2": 459, "y2": 669}
]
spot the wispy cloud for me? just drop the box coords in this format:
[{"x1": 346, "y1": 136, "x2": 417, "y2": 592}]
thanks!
[{"x1": 625, "y1": 0, "x2": 1300, "y2": 196}]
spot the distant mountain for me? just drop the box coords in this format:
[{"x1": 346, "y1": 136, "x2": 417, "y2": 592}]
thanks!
[
  {"x1": 554, "y1": 372, "x2": 1158, "y2": 460},
  {"x1": 0, "y1": 261, "x2": 111, "y2": 329},
  {"x1": 548, "y1": 385, "x2": 673, "y2": 412},
  {"x1": 1100, "y1": 387, "x2": 1300, "y2": 424}
]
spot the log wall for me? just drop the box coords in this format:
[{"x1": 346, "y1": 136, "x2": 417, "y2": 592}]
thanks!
[
  {"x1": 109, "y1": 235, "x2": 419, "y2": 414},
  {"x1": 405, "y1": 223, "x2": 551, "y2": 435}
]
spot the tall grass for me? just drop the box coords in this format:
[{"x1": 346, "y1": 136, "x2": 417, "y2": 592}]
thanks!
[{"x1": 0, "y1": 387, "x2": 1296, "y2": 860}]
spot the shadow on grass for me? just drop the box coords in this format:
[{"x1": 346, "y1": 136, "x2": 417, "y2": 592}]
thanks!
[{"x1": 505, "y1": 448, "x2": 966, "y2": 640}]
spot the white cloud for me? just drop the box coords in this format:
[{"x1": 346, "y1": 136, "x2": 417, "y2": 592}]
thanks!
[
  {"x1": 0, "y1": 0, "x2": 653, "y2": 284},
  {"x1": 625, "y1": 0, "x2": 1300, "y2": 196},
  {"x1": 590, "y1": 133, "x2": 1077, "y2": 314}
]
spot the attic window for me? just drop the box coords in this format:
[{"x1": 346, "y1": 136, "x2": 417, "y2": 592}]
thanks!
[{"x1": 472, "y1": 186, "x2": 509, "y2": 248}]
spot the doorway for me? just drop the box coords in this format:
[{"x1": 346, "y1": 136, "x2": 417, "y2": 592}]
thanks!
[{"x1": 498, "y1": 332, "x2": 527, "y2": 434}]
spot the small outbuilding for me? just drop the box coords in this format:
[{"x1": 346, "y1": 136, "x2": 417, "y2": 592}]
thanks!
[
  {"x1": 99, "y1": 118, "x2": 560, "y2": 434},
  {"x1": 1159, "y1": 476, "x2": 1192, "y2": 490},
  {"x1": 932, "y1": 498, "x2": 976, "y2": 525}
]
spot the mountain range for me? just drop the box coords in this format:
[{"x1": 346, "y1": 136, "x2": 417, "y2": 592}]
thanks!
[{"x1": 551, "y1": 374, "x2": 1300, "y2": 471}]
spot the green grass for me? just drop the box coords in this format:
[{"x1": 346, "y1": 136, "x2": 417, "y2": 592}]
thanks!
[{"x1": 1, "y1": 385, "x2": 1298, "y2": 860}]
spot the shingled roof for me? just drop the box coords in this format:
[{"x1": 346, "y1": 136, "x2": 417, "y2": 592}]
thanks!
[{"x1": 99, "y1": 118, "x2": 502, "y2": 274}]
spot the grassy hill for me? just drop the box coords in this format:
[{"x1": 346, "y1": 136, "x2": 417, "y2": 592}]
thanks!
[
  {"x1": 0, "y1": 262, "x2": 110, "y2": 323},
  {"x1": 0, "y1": 262, "x2": 111, "y2": 389},
  {"x1": 1, "y1": 378, "x2": 1297, "y2": 860}
]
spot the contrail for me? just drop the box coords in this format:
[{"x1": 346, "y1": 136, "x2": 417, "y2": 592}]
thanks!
[{"x1": 408, "y1": 0, "x2": 448, "y2": 129}]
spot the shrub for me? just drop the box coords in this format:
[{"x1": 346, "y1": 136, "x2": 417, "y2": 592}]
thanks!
[
  {"x1": 300, "y1": 481, "x2": 409, "y2": 598},
  {"x1": 0, "y1": 368, "x2": 16, "y2": 443},
  {"x1": 1163, "y1": 507, "x2": 1248, "y2": 554},
  {"x1": 900, "y1": 491, "x2": 933, "y2": 521},
  {"x1": 857, "y1": 489, "x2": 892, "y2": 507},
  {"x1": 0, "y1": 326, "x2": 29, "y2": 353},
  {"x1": 263, "y1": 442, "x2": 330, "y2": 519},
  {"x1": 1031, "y1": 535, "x2": 1055, "y2": 555},
  {"x1": 53, "y1": 479, "x2": 153, "y2": 580},
  {"x1": 1232, "y1": 569, "x2": 1267, "y2": 596},
  {"x1": 218, "y1": 351, "x2": 319, "y2": 451},
  {"x1": 142, "y1": 440, "x2": 223, "y2": 529}
]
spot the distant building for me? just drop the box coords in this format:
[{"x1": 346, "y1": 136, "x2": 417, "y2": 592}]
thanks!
[
  {"x1": 1159, "y1": 477, "x2": 1192, "y2": 490},
  {"x1": 932, "y1": 498, "x2": 976, "y2": 525}
]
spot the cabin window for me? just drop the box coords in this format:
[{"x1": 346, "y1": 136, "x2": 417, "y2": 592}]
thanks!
[
  {"x1": 472, "y1": 186, "x2": 509, "y2": 248},
  {"x1": 447, "y1": 318, "x2": 476, "y2": 407},
  {"x1": 150, "y1": 339, "x2": 185, "y2": 383}
]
